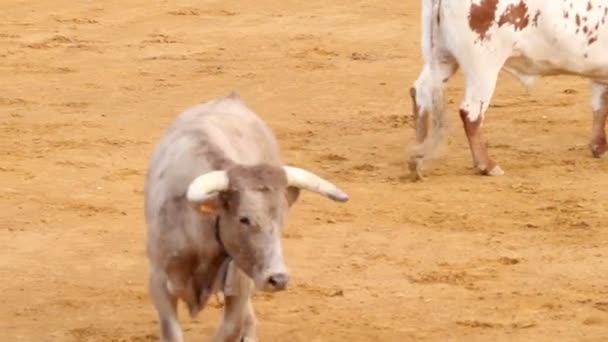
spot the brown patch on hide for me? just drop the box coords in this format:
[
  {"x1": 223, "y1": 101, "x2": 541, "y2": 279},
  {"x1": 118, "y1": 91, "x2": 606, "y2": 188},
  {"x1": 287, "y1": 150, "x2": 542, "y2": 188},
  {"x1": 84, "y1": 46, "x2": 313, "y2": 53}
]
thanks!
[
  {"x1": 469, "y1": 0, "x2": 499, "y2": 41},
  {"x1": 532, "y1": 10, "x2": 541, "y2": 26},
  {"x1": 498, "y1": 1, "x2": 530, "y2": 31}
]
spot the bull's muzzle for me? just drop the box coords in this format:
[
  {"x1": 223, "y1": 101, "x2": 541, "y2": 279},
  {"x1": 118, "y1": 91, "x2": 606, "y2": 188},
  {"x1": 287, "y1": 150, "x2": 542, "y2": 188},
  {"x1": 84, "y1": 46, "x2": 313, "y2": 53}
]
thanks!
[{"x1": 264, "y1": 272, "x2": 289, "y2": 291}]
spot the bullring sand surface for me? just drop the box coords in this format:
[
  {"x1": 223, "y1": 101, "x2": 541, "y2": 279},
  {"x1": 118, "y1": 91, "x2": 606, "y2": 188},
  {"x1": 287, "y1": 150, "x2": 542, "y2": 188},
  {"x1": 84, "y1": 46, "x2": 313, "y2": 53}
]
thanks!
[{"x1": 1, "y1": 1, "x2": 607, "y2": 341}]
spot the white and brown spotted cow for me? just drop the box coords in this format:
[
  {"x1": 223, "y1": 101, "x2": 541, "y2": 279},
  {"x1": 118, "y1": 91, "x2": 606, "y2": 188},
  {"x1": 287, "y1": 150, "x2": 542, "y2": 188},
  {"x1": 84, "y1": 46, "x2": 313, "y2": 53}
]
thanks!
[
  {"x1": 409, "y1": 0, "x2": 608, "y2": 179},
  {"x1": 144, "y1": 92, "x2": 349, "y2": 342}
]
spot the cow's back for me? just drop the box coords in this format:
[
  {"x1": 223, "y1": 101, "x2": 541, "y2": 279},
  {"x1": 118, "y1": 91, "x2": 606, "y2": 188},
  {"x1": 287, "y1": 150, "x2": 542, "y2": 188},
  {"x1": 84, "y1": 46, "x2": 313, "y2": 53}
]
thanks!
[{"x1": 440, "y1": 0, "x2": 608, "y2": 81}]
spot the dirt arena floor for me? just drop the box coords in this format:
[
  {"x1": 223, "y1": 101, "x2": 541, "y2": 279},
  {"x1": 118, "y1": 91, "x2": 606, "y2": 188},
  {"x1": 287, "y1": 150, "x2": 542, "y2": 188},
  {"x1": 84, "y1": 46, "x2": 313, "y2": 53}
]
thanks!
[{"x1": 1, "y1": 1, "x2": 607, "y2": 341}]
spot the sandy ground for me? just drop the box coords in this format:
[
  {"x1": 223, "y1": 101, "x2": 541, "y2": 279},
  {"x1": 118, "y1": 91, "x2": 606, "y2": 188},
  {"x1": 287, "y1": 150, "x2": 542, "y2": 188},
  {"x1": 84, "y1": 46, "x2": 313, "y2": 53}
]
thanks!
[{"x1": 1, "y1": 1, "x2": 607, "y2": 341}]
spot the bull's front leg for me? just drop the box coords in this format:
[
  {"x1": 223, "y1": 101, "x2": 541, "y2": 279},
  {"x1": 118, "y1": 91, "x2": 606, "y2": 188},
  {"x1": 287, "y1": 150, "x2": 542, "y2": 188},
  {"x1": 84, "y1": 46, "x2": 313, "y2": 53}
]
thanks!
[
  {"x1": 590, "y1": 81, "x2": 608, "y2": 158},
  {"x1": 214, "y1": 262, "x2": 258, "y2": 342},
  {"x1": 149, "y1": 270, "x2": 184, "y2": 342}
]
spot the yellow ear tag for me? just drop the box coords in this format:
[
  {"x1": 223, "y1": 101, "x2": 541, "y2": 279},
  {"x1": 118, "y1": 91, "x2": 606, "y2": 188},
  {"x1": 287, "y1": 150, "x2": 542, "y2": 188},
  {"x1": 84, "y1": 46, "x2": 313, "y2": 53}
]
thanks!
[{"x1": 198, "y1": 203, "x2": 217, "y2": 215}]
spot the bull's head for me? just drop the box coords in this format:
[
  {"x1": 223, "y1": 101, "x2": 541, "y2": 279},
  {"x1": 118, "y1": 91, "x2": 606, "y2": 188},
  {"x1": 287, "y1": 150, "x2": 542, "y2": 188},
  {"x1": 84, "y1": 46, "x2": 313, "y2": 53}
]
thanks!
[{"x1": 185, "y1": 164, "x2": 348, "y2": 292}]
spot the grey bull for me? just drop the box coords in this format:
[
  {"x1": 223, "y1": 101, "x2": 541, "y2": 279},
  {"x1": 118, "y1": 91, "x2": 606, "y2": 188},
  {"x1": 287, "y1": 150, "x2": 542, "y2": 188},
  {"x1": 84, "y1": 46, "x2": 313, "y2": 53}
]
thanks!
[{"x1": 144, "y1": 92, "x2": 349, "y2": 342}]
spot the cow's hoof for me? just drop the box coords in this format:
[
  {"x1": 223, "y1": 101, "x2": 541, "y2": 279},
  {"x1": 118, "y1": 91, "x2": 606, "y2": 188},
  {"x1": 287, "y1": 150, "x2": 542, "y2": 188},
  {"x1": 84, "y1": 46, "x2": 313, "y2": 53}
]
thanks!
[
  {"x1": 479, "y1": 165, "x2": 504, "y2": 176},
  {"x1": 241, "y1": 337, "x2": 258, "y2": 342},
  {"x1": 410, "y1": 169, "x2": 425, "y2": 182},
  {"x1": 591, "y1": 146, "x2": 608, "y2": 159},
  {"x1": 408, "y1": 158, "x2": 425, "y2": 182}
]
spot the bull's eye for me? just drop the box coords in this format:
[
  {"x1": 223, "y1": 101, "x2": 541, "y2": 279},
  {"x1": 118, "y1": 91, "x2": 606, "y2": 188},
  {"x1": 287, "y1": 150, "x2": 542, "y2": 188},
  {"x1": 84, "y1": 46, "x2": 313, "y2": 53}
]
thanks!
[{"x1": 239, "y1": 217, "x2": 251, "y2": 226}]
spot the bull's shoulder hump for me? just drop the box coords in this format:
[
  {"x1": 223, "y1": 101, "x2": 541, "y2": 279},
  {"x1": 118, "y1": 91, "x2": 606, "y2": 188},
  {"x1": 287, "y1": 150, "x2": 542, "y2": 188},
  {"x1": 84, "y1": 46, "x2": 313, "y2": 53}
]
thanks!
[
  {"x1": 225, "y1": 91, "x2": 243, "y2": 101},
  {"x1": 175, "y1": 92, "x2": 246, "y2": 120}
]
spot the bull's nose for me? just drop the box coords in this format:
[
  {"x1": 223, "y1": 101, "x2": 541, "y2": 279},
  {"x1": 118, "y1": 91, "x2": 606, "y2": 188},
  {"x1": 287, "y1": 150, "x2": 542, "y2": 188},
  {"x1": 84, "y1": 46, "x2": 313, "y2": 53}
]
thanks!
[{"x1": 267, "y1": 273, "x2": 289, "y2": 291}]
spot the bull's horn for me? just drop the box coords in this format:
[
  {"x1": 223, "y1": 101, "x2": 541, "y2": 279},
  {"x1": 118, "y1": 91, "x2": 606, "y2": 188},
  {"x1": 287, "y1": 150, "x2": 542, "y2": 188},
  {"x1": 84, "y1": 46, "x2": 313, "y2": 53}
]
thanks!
[
  {"x1": 186, "y1": 170, "x2": 229, "y2": 203},
  {"x1": 283, "y1": 166, "x2": 349, "y2": 202}
]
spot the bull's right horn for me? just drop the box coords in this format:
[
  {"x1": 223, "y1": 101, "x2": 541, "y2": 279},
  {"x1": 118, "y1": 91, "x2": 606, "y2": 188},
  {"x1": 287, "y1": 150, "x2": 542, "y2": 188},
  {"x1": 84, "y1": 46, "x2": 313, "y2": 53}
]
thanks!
[
  {"x1": 187, "y1": 170, "x2": 229, "y2": 203},
  {"x1": 283, "y1": 166, "x2": 349, "y2": 202}
]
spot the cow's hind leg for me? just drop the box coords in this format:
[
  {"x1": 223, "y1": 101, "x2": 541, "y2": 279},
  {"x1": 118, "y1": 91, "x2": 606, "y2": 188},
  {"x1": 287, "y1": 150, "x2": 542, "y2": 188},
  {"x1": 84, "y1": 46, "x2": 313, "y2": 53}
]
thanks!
[
  {"x1": 214, "y1": 262, "x2": 257, "y2": 342},
  {"x1": 150, "y1": 270, "x2": 183, "y2": 342},
  {"x1": 459, "y1": 61, "x2": 505, "y2": 176},
  {"x1": 409, "y1": 57, "x2": 458, "y2": 179},
  {"x1": 590, "y1": 81, "x2": 608, "y2": 158}
]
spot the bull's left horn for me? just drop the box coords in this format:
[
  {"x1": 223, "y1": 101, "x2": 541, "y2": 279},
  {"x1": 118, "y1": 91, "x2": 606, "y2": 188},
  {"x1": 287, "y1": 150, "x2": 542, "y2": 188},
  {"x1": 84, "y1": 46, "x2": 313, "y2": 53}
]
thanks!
[
  {"x1": 283, "y1": 166, "x2": 349, "y2": 202},
  {"x1": 187, "y1": 170, "x2": 229, "y2": 203}
]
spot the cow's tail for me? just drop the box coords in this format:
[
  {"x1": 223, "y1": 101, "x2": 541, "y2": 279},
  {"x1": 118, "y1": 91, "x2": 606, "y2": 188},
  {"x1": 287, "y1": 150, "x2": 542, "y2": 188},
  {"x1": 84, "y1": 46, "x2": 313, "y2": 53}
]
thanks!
[
  {"x1": 414, "y1": 0, "x2": 447, "y2": 165},
  {"x1": 429, "y1": 0, "x2": 447, "y2": 154}
]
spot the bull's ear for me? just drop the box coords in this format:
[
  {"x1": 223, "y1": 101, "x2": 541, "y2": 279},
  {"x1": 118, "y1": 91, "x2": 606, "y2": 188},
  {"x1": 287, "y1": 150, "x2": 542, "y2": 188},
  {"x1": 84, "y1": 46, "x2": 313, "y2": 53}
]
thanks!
[
  {"x1": 286, "y1": 186, "x2": 300, "y2": 207},
  {"x1": 198, "y1": 201, "x2": 219, "y2": 215},
  {"x1": 193, "y1": 193, "x2": 223, "y2": 216}
]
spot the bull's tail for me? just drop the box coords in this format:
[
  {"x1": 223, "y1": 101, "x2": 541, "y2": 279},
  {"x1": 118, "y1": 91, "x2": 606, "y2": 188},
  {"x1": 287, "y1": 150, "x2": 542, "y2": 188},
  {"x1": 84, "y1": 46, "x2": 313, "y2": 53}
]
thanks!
[{"x1": 411, "y1": 0, "x2": 448, "y2": 173}]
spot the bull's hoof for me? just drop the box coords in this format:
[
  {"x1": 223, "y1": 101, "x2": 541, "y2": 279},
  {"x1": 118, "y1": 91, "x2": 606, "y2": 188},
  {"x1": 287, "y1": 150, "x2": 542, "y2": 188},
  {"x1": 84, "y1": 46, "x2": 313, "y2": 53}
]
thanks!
[
  {"x1": 213, "y1": 293, "x2": 225, "y2": 307},
  {"x1": 187, "y1": 303, "x2": 201, "y2": 318}
]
